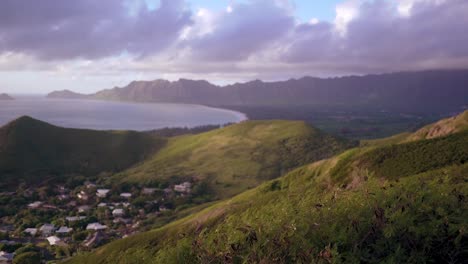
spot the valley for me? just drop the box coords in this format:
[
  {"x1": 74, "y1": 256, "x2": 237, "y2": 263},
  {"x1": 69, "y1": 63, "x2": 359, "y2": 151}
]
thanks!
[
  {"x1": 0, "y1": 117, "x2": 353, "y2": 262},
  {"x1": 0, "y1": 111, "x2": 465, "y2": 263},
  {"x1": 64, "y1": 110, "x2": 468, "y2": 264}
]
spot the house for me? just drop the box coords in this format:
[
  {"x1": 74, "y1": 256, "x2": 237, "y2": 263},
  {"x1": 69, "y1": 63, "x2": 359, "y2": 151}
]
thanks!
[
  {"x1": 66, "y1": 216, "x2": 86, "y2": 222},
  {"x1": 28, "y1": 201, "x2": 43, "y2": 209},
  {"x1": 120, "y1": 193, "x2": 132, "y2": 199},
  {"x1": 56, "y1": 226, "x2": 73, "y2": 235},
  {"x1": 0, "y1": 251, "x2": 14, "y2": 263},
  {"x1": 39, "y1": 224, "x2": 55, "y2": 236},
  {"x1": 159, "y1": 205, "x2": 169, "y2": 212},
  {"x1": 98, "y1": 202, "x2": 107, "y2": 208},
  {"x1": 113, "y1": 218, "x2": 132, "y2": 225},
  {"x1": 142, "y1": 188, "x2": 157, "y2": 195},
  {"x1": 57, "y1": 194, "x2": 70, "y2": 201},
  {"x1": 47, "y1": 236, "x2": 65, "y2": 246},
  {"x1": 112, "y1": 209, "x2": 124, "y2": 217},
  {"x1": 86, "y1": 223, "x2": 107, "y2": 231},
  {"x1": 78, "y1": 205, "x2": 91, "y2": 213},
  {"x1": 174, "y1": 182, "x2": 191, "y2": 193},
  {"x1": 96, "y1": 189, "x2": 110, "y2": 198},
  {"x1": 77, "y1": 191, "x2": 89, "y2": 200},
  {"x1": 85, "y1": 182, "x2": 97, "y2": 189},
  {"x1": 24, "y1": 228, "x2": 38, "y2": 236}
]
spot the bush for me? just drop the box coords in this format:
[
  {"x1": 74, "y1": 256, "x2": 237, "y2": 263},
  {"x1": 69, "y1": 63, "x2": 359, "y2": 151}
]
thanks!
[{"x1": 13, "y1": 251, "x2": 41, "y2": 264}]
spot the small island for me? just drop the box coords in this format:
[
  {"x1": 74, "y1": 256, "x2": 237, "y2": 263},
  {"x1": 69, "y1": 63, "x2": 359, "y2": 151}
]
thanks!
[
  {"x1": 47, "y1": 89, "x2": 87, "y2": 99},
  {"x1": 0, "y1": 93, "x2": 14, "y2": 100}
]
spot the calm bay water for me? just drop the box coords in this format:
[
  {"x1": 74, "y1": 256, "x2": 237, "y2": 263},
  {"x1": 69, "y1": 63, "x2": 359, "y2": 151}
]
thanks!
[{"x1": 0, "y1": 96, "x2": 247, "y2": 130}]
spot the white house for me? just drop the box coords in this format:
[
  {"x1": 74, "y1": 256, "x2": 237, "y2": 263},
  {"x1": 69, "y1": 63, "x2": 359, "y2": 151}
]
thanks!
[
  {"x1": 78, "y1": 205, "x2": 91, "y2": 213},
  {"x1": 24, "y1": 228, "x2": 38, "y2": 236},
  {"x1": 28, "y1": 201, "x2": 43, "y2": 209},
  {"x1": 39, "y1": 224, "x2": 55, "y2": 236},
  {"x1": 0, "y1": 251, "x2": 14, "y2": 263},
  {"x1": 120, "y1": 193, "x2": 132, "y2": 199},
  {"x1": 56, "y1": 227, "x2": 73, "y2": 234},
  {"x1": 112, "y1": 209, "x2": 124, "y2": 217},
  {"x1": 174, "y1": 182, "x2": 191, "y2": 193},
  {"x1": 47, "y1": 236, "x2": 64, "y2": 246},
  {"x1": 142, "y1": 188, "x2": 157, "y2": 195},
  {"x1": 96, "y1": 189, "x2": 110, "y2": 198},
  {"x1": 66, "y1": 216, "x2": 86, "y2": 222},
  {"x1": 86, "y1": 223, "x2": 108, "y2": 231},
  {"x1": 77, "y1": 191, "x2": 89, "y2": 200}
]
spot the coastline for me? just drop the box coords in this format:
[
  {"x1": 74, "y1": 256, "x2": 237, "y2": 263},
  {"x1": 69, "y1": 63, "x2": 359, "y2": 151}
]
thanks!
[{"x1": 2, "y1": 95, "x2": 249, "y2": 129}]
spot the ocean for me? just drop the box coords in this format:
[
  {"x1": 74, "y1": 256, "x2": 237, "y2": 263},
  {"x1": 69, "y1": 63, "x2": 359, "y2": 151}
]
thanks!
[{"x1": 0, "y1": 96, "x2": 247, "y2": 130}]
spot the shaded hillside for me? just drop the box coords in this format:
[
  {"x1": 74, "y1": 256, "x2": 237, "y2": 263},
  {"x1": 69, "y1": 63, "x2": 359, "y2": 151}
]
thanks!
[
  {"x1": 66, "y1": 115, "x2": 468, "y2": 264},
  {"x1": 116, "y1": 120, "x2": 354, "y2": 198},
  {"x1": 48, "y1": 70, "x2": 468, "y2": 113},
  {"x1": 0, "y1": 116, "x2": 164, "y2": 188}
]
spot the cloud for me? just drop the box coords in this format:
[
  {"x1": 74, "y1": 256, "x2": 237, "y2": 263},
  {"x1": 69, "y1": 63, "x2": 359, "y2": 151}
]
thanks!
[
  {"x1": 0, "y1": 0, "x2": 192, "y2": 60},
  {"x1": 184, "y1": 0, "x2": 295, "y2": 61},
  {"x1": 0, "y1": 0, "x2": 468, "y2": 87},
  {"x1": 280, "y1": 0, "x2": 468, "y2": 74}
]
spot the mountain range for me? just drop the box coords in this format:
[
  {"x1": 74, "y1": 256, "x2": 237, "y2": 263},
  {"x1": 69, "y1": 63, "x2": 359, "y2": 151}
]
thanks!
[{"x1": 48, "y1": 69, "x2": 468, "y2": 113}]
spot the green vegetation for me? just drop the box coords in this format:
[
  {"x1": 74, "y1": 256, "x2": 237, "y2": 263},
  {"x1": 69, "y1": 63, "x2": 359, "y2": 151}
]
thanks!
[
  {"x1": 361, "y1": 110, "x2": 468, "y2": 147},
  {"x1": 115, "y1": 120, "x2": 354, "y2": 198},
  {"x1": 0, "y1": 116, "x2": 164, "y2": 189},
  {"x1": 65, "y1": 112, "x2": 468, "y2": 263},
  {"x1": 361, "y1": 131, "x2": 468, "y2": 179}
]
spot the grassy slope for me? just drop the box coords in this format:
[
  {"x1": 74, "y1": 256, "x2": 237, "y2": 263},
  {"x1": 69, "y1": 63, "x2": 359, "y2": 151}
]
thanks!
[
  {"x1": 116, "y1": 120, "x2": 353, "y2": 198},
  {"x1": 0, "y1": 116, "x2": 164, "y2": 188},
  {"x1": 67, "y1": 113, "x2": 468, "y2": 264},
  {"x1": 361, "y1": 110, "x2": 468, "y2": 147}
]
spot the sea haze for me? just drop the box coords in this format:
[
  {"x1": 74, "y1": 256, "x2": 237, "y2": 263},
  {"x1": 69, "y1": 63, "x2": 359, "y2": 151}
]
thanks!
[{"x1": 0, "y1": 96, "x2": 247, "y2": 130}]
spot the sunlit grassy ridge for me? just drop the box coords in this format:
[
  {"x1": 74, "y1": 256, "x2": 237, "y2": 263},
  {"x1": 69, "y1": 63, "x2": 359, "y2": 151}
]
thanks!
[
  {"x1": 361, "y1": 110, "x2": 468, "y2": 147},
  {"x1": 66, "y1": 112, "x2": 468, "y2": 264},
  {"x1": 116, "y1": 120, "x2": 353, "y2": 198},
  {"x1": 0, "y1": 116, "x2": 164, "y2": 188}
]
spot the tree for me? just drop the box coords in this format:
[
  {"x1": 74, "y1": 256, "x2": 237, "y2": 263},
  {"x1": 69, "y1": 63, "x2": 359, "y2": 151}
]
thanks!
[{"x1": 13, "y1": 251, "x2": 41, "y2": 264}]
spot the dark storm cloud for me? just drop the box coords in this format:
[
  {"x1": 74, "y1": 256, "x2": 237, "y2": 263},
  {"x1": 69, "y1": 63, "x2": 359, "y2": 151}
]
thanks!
[{"x1": 0, "y1": 0, "x2": 192, "y2": 59}]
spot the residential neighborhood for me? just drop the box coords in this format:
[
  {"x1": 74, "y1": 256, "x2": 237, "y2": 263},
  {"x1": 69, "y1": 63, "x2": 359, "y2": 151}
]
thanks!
[{"x1": 0, "y1": 177, "x2": 202, "y2": 262}]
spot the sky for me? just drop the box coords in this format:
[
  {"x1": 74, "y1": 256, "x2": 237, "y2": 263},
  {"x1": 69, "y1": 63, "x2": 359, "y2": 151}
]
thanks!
[{"x1": 0, "y1": 0, "x2": 467, "y2": 94}]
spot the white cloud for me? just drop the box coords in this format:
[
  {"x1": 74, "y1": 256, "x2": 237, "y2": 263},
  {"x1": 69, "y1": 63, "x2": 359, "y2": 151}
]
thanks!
[{"x1": 334, "y1": 0, "x2": 361, "y2": 35}]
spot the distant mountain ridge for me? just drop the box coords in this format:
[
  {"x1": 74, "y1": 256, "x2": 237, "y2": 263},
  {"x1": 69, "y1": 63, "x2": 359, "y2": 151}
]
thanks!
[{"x1": 48, "y1": 69, "x2": 468, "y2": 113}]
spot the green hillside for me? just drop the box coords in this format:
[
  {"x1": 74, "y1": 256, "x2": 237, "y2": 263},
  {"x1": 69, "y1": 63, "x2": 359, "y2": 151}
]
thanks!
[
  {"x1": 0, "y1": 116, "x2": 164, "y2": 189},
  {"x1": 115, "y1": 120, "x2": 354, "y2": 198},
  {"x1": 67, "y1": 114, "x2": 468, "y2": 264},
  {"x1": 361, "y1": 110, "x2": 468, "y2": 147}
]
